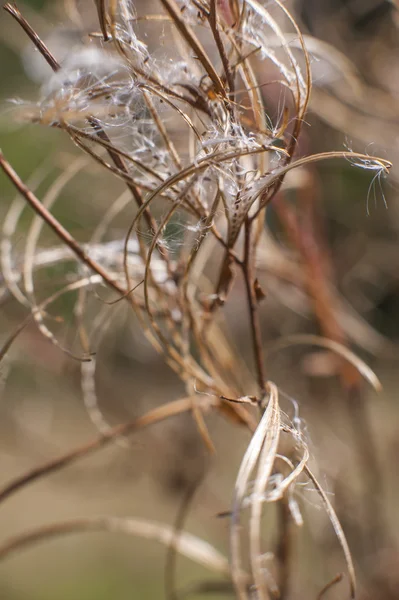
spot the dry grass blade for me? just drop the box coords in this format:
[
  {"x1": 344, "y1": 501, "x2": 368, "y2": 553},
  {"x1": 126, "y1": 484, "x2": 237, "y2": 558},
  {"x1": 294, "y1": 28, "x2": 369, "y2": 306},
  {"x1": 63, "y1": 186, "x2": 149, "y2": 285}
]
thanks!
[
  {"x1": 267, "y1": 444, "x2": 309, "y2": 503},
  {"x1": 230, "y1": 382, "x2": 280, "y2": 600},
  {"x1": 305, "y1": 466, "x2": 356, "y2": 599},
  {"x1": 0, "y1": 516, "x2": 230, "y2": 574},
  {"x1": 317, "y1": 573, "x2": 344, "y2": 600},
  {"x1": 268, "y1": 334, "x2": 382, "y2": 392},
  {"x1": 192, "y1": 400, "x2": 216, "y2": 454},
  {"x1": 252, "y1": 151, "x2": 391, "y2": 215},
  {"x1": 249, "y1": 382, "x2": 280, "y2": 600},
  {"x1": 94, "y1": 0, "x2": 109, "y2": 40}
]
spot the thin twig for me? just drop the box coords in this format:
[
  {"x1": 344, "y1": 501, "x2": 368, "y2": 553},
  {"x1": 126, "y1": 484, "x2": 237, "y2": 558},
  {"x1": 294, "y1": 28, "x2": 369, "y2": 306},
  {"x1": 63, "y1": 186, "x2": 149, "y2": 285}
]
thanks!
[
  {"x1": 317, "y1": 573, "x2": 344, "y2": 600},
  {"x1": 0, "y1": 397, "x2": 198, "y2": 506},
  {"x1": 275, "y1": 495, "x2": 292, "y2": 600},
  {"x1": 242, "y1": 219, "x2": 266, "y2": 394},
  {"x1": 0, "y1": 152, "x2": 128, "y2": 299},
  {"x1": 165, "y1": 475, "x2": 205, "y2": 600},
  {"x1": 3, "y1": 3, "x2": 60, "y2": 72},
  {"x1": 208, "y1": 0, "x2": 235, "y2": 94}
]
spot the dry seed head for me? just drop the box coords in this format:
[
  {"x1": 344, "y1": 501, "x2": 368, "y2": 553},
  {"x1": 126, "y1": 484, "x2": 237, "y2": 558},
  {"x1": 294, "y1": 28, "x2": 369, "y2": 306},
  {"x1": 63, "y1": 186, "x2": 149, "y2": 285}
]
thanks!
[{"x1": 0, "y1": 1, "x2": 392, "y2": 599}]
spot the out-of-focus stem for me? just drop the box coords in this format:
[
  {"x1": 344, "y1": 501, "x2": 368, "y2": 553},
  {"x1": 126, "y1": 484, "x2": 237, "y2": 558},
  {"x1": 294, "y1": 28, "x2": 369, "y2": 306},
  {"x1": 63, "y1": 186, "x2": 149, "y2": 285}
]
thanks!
[
  {"x1": 276, "y1": 495, "x2": 292, "y2": 600},
  {"x1": 243, "y1": 219, "x2": 266, "y2": 395},
  {"x1": 275, "y1": 178, "x2": 388, "y2": 555}
]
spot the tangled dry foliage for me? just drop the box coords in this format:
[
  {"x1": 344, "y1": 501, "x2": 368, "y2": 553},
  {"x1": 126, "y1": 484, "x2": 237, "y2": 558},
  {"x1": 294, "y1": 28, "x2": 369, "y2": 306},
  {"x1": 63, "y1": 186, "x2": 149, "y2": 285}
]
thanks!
[{"x1": 0, "y1": 0, "x2": 395, "y2": 598}]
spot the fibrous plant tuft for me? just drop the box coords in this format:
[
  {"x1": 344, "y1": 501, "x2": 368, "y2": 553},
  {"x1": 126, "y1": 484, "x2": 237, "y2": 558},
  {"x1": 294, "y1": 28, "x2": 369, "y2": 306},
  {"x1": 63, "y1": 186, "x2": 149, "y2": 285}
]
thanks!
[{"x1": 0, "y1": 1, "x2": 393, "y2": 598}]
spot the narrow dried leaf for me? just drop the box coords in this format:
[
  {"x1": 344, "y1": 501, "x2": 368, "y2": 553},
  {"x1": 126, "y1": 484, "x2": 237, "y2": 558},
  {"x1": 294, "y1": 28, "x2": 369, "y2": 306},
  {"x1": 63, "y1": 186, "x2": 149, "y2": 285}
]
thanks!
[
  {"x1": 0, "y1": 516, "x2": 230, "y2": 574},
  {"x1": 231, "y1": 382, "x2": 280, "y2": 600},
  {"x1": 305, "y1": 467, "x2": 356, "y2": 599},
  {"x1": 268, "y1": 334, "x2": 382, "y2": 392},
  {"x1": 249, "y1": 382, "x2": 280, "y2": 600}
]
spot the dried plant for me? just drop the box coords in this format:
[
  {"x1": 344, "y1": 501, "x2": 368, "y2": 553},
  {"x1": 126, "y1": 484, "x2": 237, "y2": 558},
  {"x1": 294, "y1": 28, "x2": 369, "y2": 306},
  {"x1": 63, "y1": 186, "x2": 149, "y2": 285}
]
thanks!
[{"x1": 0, "y1": 0, "x2": 394, "y2": 598}]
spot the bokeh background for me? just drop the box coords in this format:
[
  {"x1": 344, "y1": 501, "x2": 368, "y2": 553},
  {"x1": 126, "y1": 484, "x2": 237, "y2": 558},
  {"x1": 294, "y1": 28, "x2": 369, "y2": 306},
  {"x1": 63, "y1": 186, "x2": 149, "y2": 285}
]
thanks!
[{"x1": 1, "y1": 1, "x2": 399, "y2": 598}]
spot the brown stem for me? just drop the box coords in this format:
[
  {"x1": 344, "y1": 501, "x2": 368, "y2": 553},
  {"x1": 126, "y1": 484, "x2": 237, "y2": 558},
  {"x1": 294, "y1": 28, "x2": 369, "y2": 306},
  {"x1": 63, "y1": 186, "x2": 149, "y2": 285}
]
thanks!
[
  {"x1": 208, "y1": 0, "x2": 235, "y2": 94},
  {"x1": 0, "y1": 397, "x2": 195, "y2": 506},
  {"x1": 317, "y1": 573, "x2": 343, "y2": 600},
  {"x1": 0, "y1": 152, "x2": 128, "y2": 298},
  {"x1": 94, "y1": 0, "x2": 109, "y2": 40},
  {"x1": 275, "y1": 495, "x2": 292, "y2": 600},
  {"x1": 3, "y1": 3, "x2": 60, "y2": 72},
  {"x1": 164, "y1": 476, "x2": 204, "y2": 600},
  {"x1": 242, "y1": 218, "x2": 266, "y2": 394}
]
